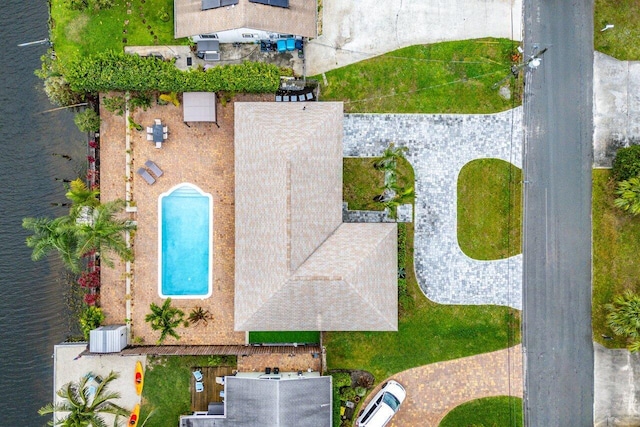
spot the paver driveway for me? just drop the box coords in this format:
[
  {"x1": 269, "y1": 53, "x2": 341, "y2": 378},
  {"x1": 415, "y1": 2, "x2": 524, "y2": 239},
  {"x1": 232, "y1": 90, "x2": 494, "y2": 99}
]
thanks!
[
  {"x1": 307, "y1": 0, "x2": 523, "y2": 75},
  {"x1": 343, "y1": 108, "x2": 523, "y2": 309},
  {"x1": 358, "y1": 345, "x2": 523, "y2": 426}
]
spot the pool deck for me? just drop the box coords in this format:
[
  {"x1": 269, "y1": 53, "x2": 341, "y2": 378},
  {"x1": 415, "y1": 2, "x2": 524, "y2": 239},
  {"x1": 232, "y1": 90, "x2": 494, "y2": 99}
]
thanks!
[{"x1": 99, "y1": 93, "x2": 271, "y2": 345}]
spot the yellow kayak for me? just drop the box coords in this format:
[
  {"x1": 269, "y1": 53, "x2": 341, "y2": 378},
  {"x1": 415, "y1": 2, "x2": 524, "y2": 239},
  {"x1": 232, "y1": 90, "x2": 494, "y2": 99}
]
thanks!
[
  {"x1": 128, "y1": 404, "x2": 140, "y2": 427},
  {"x1": 135, "y1": 361, "x2": 144, "y2": 396}
]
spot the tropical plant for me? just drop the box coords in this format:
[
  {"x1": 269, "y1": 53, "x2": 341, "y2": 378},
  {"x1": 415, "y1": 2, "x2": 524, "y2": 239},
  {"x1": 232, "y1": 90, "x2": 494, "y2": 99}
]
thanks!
[
  {"x1": 38, "y1": 371, "x2": 128, "y2": 426},
  {"x1": 145, "y1": 298, "x2": 187, "y2": 344},
  {"x1": 614, "y1": 177, "x2": 640, "y2": 216},
  {"x1": 74, "y1": 108, "x2": 101, "y2": 133},
  {"x1": 606, "y1": 291, "x2": 640, "y2": 352},
  {"x1": 102, "y1": 95, "x2": 126, "y2": 116},
  {"x1": 79, "y1": 306, "x2": 105, "y2": 340},
  {"x1": 23, "y1": 215, "x2": 81, "y2": 272},
  {"x1": 74, "y1": 200, "x2": 136, "y2": 267},
  {"x1": 188, "y1": 306, "x2": 212, "y2": 326},
  {"x1": 129, "y1": 92, "x2": 152, "y2": 111},
  {"x1": 66, "y1": 178, "x2": 100, "y2": 209},
  {"x1": 159, "y1": 92, "x2": 180, "y2": 107},
  {"x1": 372, "y1": 143, "x2": 408, "y2": 171}
]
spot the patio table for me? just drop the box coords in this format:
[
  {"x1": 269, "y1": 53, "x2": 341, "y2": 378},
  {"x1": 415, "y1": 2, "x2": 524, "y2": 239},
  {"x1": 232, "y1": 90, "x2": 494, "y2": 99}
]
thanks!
[{"x1": 152, "y1": 124, "x2": 164, "y2": 143}]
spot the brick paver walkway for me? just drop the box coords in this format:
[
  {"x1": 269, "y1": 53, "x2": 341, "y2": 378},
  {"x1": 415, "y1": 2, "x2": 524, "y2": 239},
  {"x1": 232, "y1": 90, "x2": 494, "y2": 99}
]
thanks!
[
  {"x1": 359, "y1": 345, "x2": 523, "y2": 427},
  {"x1": 343, "y1": 109, "x2": 523, "y2": 309}
]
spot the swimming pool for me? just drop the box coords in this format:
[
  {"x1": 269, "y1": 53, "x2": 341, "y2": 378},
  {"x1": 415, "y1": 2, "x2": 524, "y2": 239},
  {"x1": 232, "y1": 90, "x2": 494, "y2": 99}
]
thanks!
[{"x1": 158, "y1": 183, "x2": 213, "y2": 299}]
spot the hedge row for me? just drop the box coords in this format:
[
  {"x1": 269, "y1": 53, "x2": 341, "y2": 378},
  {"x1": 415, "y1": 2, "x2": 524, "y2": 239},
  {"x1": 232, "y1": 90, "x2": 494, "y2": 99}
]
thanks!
[
  {"x1": 397, "y1": 222, "x2": 407, "y2": 268},
  {"x1": 65, "y1": 51, "x2": 281, "y2": 93}
]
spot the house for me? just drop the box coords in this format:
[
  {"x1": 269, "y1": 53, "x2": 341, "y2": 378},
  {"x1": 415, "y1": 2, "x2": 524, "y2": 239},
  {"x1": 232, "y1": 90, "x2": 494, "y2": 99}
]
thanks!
[
  {"x1": 174, "y1": 0, "x2": 317, "y2": 43},
  {"x1": 179, "y1": 373, "x2": 332, "y2": 426},
  {"x1": 234, "y1": 102, "x2": 398, "y2": 332}
]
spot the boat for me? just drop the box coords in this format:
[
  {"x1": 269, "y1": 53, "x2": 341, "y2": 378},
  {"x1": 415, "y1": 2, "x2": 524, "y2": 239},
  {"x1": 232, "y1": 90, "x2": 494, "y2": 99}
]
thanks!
[
  {"x1": 128, "y1": 404, "x2": 140, "y2": 427},
  {"x1": 135, "y1": 361, "x2": 144, "y2": 395}
]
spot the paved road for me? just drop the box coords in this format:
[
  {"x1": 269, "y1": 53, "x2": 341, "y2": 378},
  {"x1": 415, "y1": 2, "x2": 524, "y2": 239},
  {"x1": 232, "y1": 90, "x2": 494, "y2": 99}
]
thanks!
[{"x1": 522, "y1": 0, "x2": 594, "y2": 425}]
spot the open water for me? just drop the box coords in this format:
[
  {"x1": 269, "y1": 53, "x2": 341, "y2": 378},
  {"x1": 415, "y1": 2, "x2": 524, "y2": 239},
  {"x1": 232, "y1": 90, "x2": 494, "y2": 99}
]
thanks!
[{"x1": 0, "y1": 1, "x2": 85, "y2": 424}]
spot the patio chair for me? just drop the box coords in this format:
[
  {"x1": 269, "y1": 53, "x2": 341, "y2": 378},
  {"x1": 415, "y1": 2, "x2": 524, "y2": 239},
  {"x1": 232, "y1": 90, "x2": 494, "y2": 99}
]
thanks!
[
  {"x1": 290, "y1": 95, "x2": 298, "y2": 102},
  {"x1": 215, "y1": 377, "x2": 225, "y2": 385},
  {"x1": 163, "y1": 126, "x2": 168, "y2": 133},
  {"x1": 193, "y1": 370, "x2": 203, "y2": 382},
  {"x1": 155, "y1": 142, "x2": 162, "y2": 149},
  {"x1": 163, "y1": 133, "x2": 168, "y2": 140},
  {"x1": 154, "y1": 118, "x2": 161, "y2": 125},
  {"x1": 283, "y1": 96, "x2": 290, "y2": 102},
  {"x1": 275, "y1": 95, "x2": 282, "y2": 102},
  {"x1": 137, "y1": 168, "x2": 155, "y2": 185},
  {"x1": 195, "y1": 382, "x2": 204, "y2": 393},
  {"x1": 145, "y1": 160, "x2": 163, "y2": 177},
  {"x1": 146, "y1": 134, "x2": 154, "y2": 141},
  {"x1": 277, "y1": 40, "x2": 287, "y2": 52},
  {"x1": 146, "y1": 127, "x2": 153, "y2": 134},
  {"x1": 286, "y1": 38, "x2": 295, "y2": 51},
  {"x1": 305, "y1": 92, "x2": 313, "y2": 101}
]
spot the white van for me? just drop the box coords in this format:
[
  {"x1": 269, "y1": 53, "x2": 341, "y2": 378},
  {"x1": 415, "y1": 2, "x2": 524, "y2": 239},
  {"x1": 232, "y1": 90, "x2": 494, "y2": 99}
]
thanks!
[{"x1": 356, "y1": 380, "x2": 406, "y2": 427}]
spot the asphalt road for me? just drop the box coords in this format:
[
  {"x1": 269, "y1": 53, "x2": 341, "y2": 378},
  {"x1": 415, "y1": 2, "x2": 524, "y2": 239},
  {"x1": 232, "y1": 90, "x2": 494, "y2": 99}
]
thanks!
[{"x1": 522, "y1": 0, "x2": 594, "y2": 425}]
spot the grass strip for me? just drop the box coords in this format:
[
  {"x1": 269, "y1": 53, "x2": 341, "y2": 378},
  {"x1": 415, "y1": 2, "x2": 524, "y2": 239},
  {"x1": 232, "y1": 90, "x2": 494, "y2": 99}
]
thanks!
[
  {"x1": 314, "y1": 38, "x2": 521, "y2": 114},
  {"x1": 439, "y1": 396, "x2": 523, "y2": 427}
]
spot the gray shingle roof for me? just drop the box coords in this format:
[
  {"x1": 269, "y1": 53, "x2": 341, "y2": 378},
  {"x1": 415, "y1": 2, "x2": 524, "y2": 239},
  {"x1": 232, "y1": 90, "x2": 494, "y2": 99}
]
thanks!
[
  {"x1": 234, "y1": 103, "x2": 398, "y2": 332},
  {"x1": 180, "y1": 376, "x2": 332, "y2": 427},
  {"x1": 174, "y1": 0, "x2": 317, "y2": 39}
]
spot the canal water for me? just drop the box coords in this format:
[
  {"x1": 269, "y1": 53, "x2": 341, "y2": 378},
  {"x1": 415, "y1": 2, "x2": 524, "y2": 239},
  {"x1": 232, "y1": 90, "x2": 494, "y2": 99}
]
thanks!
[{"x1": 0, "y1": 1, "x2": 85, "y2": 423}]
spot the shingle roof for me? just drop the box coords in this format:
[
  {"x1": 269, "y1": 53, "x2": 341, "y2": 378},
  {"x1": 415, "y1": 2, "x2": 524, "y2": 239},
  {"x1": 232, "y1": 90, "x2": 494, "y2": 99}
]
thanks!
[
  {"x1": 179, "y1": 376, "x2": 332, "y2": 427},
  {"x1": 174, "y1": 0, "x2": 317, "y2": 39},
  {"x1": 234, "y1": 102, "x2": 398, "y2": 332}
]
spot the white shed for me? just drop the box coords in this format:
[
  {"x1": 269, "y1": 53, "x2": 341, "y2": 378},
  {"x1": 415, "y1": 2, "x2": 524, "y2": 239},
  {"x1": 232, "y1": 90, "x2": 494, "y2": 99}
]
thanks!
[{"x1": 89, "y1": 325, "x2": 128, "y2": 353}]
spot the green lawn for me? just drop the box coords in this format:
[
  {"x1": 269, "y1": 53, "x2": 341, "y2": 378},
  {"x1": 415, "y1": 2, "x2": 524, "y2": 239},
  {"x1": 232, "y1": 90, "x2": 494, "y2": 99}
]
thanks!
[
  {"x1": 314, "y1": 38, "x2": 521, "y2": 114},
  {"x1": 439, "y1": 396, "x2": 523, "y2": 427},
  {"x1": 457, "y1": 159, "x2": 522, "y2": 260},
  {"x1": 249, "y1": 331, "x2": 320, "y2": 344},
  {"x1": 139, "y1": 355, "x2": 236, "y2": 426},
  {"x1": 595, "y1": 0, "x2": 640, "y2": 60},
  {"x1": 343, "y1": 157, "x2": 414, "y2": 211},
  {"x1": 50, "y1": 0, "x2": 186, "y2": 64},
  {"x1": 592, "y1": 169, "x2": 640, "y2": 347},
  {"x1": 329, "y1": 158, "x2": 520, "y2": 383}
]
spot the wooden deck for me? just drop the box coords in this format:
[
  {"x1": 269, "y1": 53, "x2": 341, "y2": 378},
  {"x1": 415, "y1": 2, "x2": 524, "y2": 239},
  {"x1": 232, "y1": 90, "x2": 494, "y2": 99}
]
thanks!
[
  {"x1": 191, "y1": 366, "x2": 235, "y2": 411},
  {"x1": 120, "y1": 345, "x2": 322, "y2": 356}
]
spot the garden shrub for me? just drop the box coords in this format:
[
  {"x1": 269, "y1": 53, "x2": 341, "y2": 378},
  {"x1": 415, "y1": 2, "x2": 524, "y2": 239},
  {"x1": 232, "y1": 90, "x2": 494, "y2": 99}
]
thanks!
[
  {"x1": 74, "y1": 108, "x2": 101, "y2": 132},
  {"x1": 339, "y1": 386, "x2": 356, "y2": 402},
  {"x1": 65, "y1": 51, "x2": 281, "y2": 94},
  {"x1": 79, "y1": 306, "x2": 105, "y2": 340},
  {"x1": 129, "y1": 91, "x2": 152, "y2": 111},
  {"x1": 332, "y1": 372, "x2": 352, "y2": 388},
  {"x1": 36, "y1": 51, "x2": 86, "y2": 107},
  {"x1": 612, "y1": 145, "x2": 640, "y2": 181},
  {"x1": 397, "y1": 222, "x2": 407, "y2": 268},
  {"x1": 102, "y1": 95, "x2": 126, "y2": 115}
]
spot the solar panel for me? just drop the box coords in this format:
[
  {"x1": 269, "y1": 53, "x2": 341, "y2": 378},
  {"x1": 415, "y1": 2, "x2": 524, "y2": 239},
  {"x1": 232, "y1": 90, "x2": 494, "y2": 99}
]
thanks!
[{"x1": 202, "y1": 0, "x2": 221, "y2": 10}]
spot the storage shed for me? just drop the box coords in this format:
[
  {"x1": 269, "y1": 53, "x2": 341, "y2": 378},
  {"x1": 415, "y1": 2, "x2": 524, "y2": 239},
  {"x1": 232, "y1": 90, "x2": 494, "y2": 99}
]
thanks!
[{"x1": 89, "y1": 325, "x2": 128, "y2": 353}]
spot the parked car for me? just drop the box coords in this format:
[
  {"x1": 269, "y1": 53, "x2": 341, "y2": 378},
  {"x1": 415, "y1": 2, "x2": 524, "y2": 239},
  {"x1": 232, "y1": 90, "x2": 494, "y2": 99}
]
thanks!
[{"x1": 355, "y1": 380, "x2": 406, "y2": 427}]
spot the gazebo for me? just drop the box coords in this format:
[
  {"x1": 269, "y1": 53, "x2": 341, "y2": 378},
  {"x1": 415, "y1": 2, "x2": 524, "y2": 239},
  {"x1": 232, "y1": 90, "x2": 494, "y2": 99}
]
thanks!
[{"x1": 183, "y1": 92, "x2": 217, "y2": 123}]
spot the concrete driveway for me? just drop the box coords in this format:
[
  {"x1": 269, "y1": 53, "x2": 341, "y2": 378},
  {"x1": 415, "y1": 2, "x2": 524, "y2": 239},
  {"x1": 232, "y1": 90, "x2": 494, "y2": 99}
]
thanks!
[
  {"x1": 307, "y1": 0, "x2": 523, "y2": 75},
  {"x1": 593, "y1": 52, "x2": 640, "y2": 167},
  {"x1": 595, "y1": 343, "x2": 640, "y2": 426}
]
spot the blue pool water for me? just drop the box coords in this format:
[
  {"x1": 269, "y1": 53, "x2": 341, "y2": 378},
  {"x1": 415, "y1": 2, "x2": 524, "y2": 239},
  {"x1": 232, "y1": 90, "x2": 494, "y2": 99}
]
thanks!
[{"x1": 159, "y1": 184, "x2": 213, "y2": 298}]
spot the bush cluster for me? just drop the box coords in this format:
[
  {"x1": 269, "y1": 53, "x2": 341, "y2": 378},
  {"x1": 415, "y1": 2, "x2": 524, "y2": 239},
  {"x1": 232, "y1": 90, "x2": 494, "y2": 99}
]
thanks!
[
  {"x1": 612, "y1": 145, "x2": 640, "y2": 181},
  {"x1": 74, "y1": 108, "x2": 101, "y2": 132},
  {"x1": 65, "y1": 51, "x2": 281, "y2": 93}
]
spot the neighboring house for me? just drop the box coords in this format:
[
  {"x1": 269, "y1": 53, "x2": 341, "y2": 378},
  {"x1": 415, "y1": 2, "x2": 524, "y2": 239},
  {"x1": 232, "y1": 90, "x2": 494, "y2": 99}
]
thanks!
[
  {"x1": 179, "y1": 374, "x2": 332, "y2": 426},
  {"x1": 174, "y1": 0, "x2": 317, "y2": 43},
  {"x1": 234, "y1": 102, "x2": 398, "y2": 332}
]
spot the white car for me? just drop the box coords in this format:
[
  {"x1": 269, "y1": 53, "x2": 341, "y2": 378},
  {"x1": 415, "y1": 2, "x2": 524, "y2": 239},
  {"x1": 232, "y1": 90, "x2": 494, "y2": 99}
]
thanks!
[{"x1": 355, "y1": 380, "x2": 406, "y2": 427}]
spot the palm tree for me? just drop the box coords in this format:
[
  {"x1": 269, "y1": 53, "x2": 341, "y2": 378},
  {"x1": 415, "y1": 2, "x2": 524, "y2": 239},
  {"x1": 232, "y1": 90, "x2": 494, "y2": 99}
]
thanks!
[
  {"x1": 188, "y1": 306, "x2": 212, "y2": 326},
  {"x1": 373, "y1": 143, "x2": 408, "y2": 171},
  {"x1": 75, "y1": 200, "x2": 136, "y2": 267},
  {"x1": 145, "y1": 298, "x2": 187, "y2": 344},
  {"x1": 23, "y1": 215, "x2": 82, "y2": 272},
  {"x1": 605, "y1": 290, "x2": 640, "y2": 352},
  {"x1": 383, "y1": 186, "x2": 415, "y2": 219},
  {"x1": 66, "y1": 178, "x2": 100, "y2": 210},
  {"x1": 614, "y1": 177, "x2": 640, "y2": 215},
  {"x1": 38, "y1": 371, "x2": 128, "y2": 427}
]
